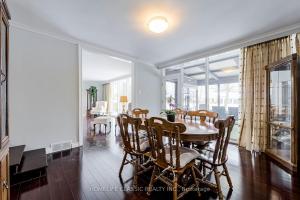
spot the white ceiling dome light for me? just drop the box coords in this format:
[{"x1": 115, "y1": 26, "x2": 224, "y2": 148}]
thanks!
[{"x1": 148, "y1": 16, "x2": 169, "y2": 33}]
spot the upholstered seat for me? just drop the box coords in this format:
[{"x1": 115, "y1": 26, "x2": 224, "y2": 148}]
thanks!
[
  {"x1": 165, "y1": 146, "x2": 200, "y2": 168},
  {"x1": 130, "y1": 137, "x2": 150, "y2": 152},
  {"x1": 198, "y1": 149, "x2": 228, "y2": 165},
  {"x1": 138, "y1": 130, "x2": 148, "y2": 138}
]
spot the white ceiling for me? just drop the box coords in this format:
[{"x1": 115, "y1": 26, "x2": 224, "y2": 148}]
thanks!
[
  {"x1": 8, "y1": 0, "x2": 300, "y2": 65},
  {"x1": 82, "y1": 49, "x2": 131, "y2": 81}
]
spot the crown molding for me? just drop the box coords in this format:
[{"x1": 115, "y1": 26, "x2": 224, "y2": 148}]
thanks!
[
  {"x1": 10, "y1": 21, "x2": 156, "y2": 68},
  {"x1": 156, "y1": 22, "x2": 300, "y2": 69}
]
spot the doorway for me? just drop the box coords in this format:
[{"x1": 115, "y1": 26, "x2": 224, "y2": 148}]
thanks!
[{"x1": 79, "y1": 47, "x2": 133, "y2": 148}]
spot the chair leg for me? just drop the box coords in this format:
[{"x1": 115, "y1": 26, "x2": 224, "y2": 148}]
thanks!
[
  {"x1": 147, "y1": 165, "x2": 157, "y2": 196},
  {"x1": 191, "y1": 166, "x2": 201, "y2": 197},
  {"x1": 119, "y1": 152, "x2": 127, "y2": 177},
  {"x1": 223, "y1": 164, "x2": 233, "y2": 189},
  {"x1": 202, "y1": 162, "x2": 206, "y2": 176},
  {"x1": 133, "y1": 156, "x2": 140, "y2": 186},
  {"x1": 172, "y1": 173, "x2": 178, "y2": 200},
  {"x1": 213, "y1": 167, "x2": 223, "y2": 200}
]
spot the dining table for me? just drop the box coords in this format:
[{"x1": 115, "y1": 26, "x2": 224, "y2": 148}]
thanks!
[
  {"x1": 175, "y1": 118, "x2": 219, "y2": 142},
  {"x1": 139, "y1": 116, "x2": 219, "y2": 142}
]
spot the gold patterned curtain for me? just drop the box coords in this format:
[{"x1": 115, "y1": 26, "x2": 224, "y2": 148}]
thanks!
[
  {"x1": 102, "y1": 83, "x2": 110, "y2": 113},
  {"x1": 296, "y1": 33, "x2": 300, "y2": 54},
  {"x1": 239, "y1": 36, "x2": 291, "y2": 152}
]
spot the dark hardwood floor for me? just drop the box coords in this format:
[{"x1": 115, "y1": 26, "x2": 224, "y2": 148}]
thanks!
[{"x1": 10, "y1": 121, "x2": 300, "y2": 200}]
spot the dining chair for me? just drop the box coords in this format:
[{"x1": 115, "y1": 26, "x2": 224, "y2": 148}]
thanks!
[
  {"x1": 117, "y1": 114, "x2": 151, "y2": 186},
  {"x1": 186, "y1": 110, "x2": 219, "y2": 150},
  {"x1": 187, "y1": 110, "x2": 218, "y2": 123},
  {"x1": 146, "y1": 117, "x2": 201, "y2": 200},
  {"x1": 197, "y1": 116, "x2": 235, "y2": 199},
  {"x1": 200, "y1": 110, "x2": 218, "y2": 123},
  {"x1": 174, "y1": 108, "x2": 186, "y2": 119},
  {"x1": 132, "y1": 108, "x2": 149, "y2": 118}
]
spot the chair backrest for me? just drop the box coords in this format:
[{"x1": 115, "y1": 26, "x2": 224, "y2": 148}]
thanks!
[
  {"x1": 96, "y1": 101, "x2": 108, "y2": 112},
  {"x1": 201, "y1": 110, "x2": 218, "y2": 123},
  {"x1": 212, "y1": 116, "x2": 235, "y2": 164},
  {"x1": 117, "y1": 114, "x2": 143, "y2": 154},
  {"x1": 187, "y1": 110, "x2": 218, "y2": 123},
  {"x1": 132, "y1": 108, "x2": 149, "y2": 118},
  {"x1": 146, "y1": 117, "x2": 186, "y2": 170},
  {"x1": 174, "y1": 108, "x2": 185, "y2": 119}
]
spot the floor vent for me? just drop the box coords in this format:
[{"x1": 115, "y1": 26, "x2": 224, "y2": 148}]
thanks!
[{"x1": 51, "y1": 141, "x2": 72, "y2": 153}]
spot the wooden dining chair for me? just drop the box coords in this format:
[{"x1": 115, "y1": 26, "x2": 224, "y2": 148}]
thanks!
[
  {"x1": 187, "y1": 110, "x2": 218, "y2": 123},
  {"x1": 187, "y1": 110, "x2": 207, "y2": 123},
  {"x1": 197, "y1": 116, "x2": 235, "y2": 199},
  {"x1": 174, "y1": 108, "x2": 186, "y2": 119},
  {"x1": 132, "y1": 108, "x2": 149, "y2": 118},
  {"x1": 146, "y1": 117, "x2": 201, "y2": 200},
  {"x1": 199, "y1": 110, "x2": 218, "y2": 123},
  {"x1": 186, "y1": 110, "x2": 219, "y2": 150},
  {"x1": 117, "y1": 114, "x2": 151, "y2": 186}
]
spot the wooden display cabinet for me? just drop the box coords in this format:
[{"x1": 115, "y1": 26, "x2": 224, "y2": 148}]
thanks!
[
  {"x1": 0, "y1": 1, "x2": 10, "y2": 199},
  {"x1": 265, "y1": 53, "x2": 300, "y2": 172}
]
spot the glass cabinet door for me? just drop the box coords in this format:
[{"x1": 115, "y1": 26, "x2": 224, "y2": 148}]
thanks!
[
  {"x1": 268, "y1": 62, "x2": 292, "y2": 162},
  {"x1": 0, "y1": 16, "x2": 8, "y2": 143}
]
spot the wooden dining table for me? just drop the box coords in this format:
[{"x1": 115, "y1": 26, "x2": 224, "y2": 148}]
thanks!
[
  {"x1": 175, "y1": 118, "x2": 219, "y2": 142},
  {"x1": 139, "y1": 116, "x2": 219, "y2": 142}
]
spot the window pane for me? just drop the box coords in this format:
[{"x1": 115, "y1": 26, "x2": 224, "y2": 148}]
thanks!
[
  {"x1": 183, "y1": 86, "x2": 197, "y2": 110},
  {"x1": 208, "y1": 50, "x2": 240, "y2": 143},
  {"x1": 198, "y1": 85, "x2": 206, "y2": 109},
  {"x1": 208, "y1": 85, "x2": 218, "y2": 111},
  {"x1": 166, "y1": 81, "x2": 176, "y2": 109},
  {"x1": 109, "y1": 77, "x2": 131, "y2": 115}
]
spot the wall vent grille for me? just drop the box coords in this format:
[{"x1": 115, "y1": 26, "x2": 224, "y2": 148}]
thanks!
[{"x1": 50, "y1": 141, "x2": 72, "y2": 153}]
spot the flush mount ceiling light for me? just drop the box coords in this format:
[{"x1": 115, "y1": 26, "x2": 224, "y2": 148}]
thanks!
[{"x1": 148, "y1": 16, "x2": 168, "y2": 33}]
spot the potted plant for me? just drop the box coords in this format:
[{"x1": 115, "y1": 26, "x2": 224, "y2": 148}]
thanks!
[
  {"x1": 89, "y1": 86, "x2": 97, "y2": 107},
  {"x1": 161, "y1": 110, "x2": 176, "y2": 122}
]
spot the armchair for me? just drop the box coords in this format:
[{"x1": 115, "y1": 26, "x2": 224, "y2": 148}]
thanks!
[{"x1": 90, "y1": 101, "x2": 108, "y2": 116}]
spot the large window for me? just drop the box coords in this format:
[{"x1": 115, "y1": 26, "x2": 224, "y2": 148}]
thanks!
[
  {"x1": 163, "y1": 49, "x2": 241, "y2": 142},
  {"x1": 109, "y1": 77, "x2": 131, "y2": 115}
]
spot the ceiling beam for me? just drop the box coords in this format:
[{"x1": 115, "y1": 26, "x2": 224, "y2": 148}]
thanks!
[
  {"x1": 186, "y1": 67, "x2": 237, "y2": 77},
  {"x1": 209, "y1": 71, "x2": 219, "y2": 80},
  {"x1": 182, "y1": 55, "x2": 239, "y2": 69},
  {"x1": 197, "y1": 75, "x2": 239, "y2": 85}
]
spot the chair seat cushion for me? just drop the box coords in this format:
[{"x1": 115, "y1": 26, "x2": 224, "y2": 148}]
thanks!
[
  {"x1": 130, "y1": 137, "x2": 150, "y2": 152},
  {"x1": 138, "y1": 130, "x2": 148, "y2": 138},
  {"x1": 165, "y1": 146, "x2": 200, "y2": 168},
  {"x1": 198, "y1": 148, "x2": 227, "y2": 165}
]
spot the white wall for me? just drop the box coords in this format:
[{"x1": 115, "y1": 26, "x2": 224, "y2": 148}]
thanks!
[
  {"x1": 133, "y1": 62, "x2": 162, "y2": 115},
  {"x1": 9, "y1": 26, "x2": 79, "y2": 152},
  {"x1": 9, "y1": 26, "x2": 163, "y2": 152}
]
